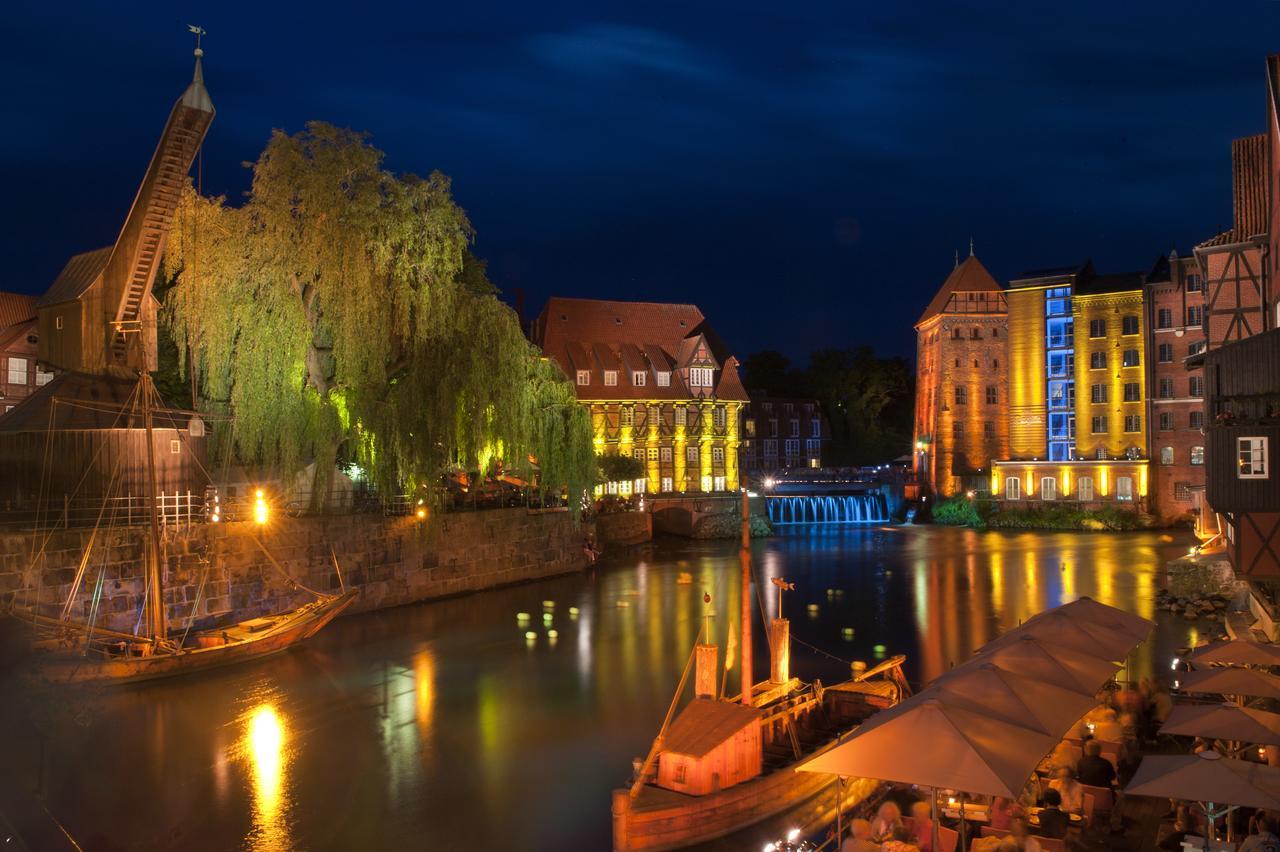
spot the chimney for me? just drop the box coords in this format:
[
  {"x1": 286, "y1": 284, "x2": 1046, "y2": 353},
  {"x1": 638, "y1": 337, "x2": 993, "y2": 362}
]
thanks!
[
  {"x1": 769, "y1": 618, "x2": 790, "y2": 684},
  {"x1": 695, "y1": 643, "x2": 718, "y2": 699}
]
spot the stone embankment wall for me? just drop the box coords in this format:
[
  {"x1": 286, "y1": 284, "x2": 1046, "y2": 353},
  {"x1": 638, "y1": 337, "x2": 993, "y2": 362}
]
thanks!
[
  {"x1": 595, "y1": 511, "x2": 651, "y2": 547},
  {"x1": 0, "y1": 509, "x2": 588, "y2": 634}
]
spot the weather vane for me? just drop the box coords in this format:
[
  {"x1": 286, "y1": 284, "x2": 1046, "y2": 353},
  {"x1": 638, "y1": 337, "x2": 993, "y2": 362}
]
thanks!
[{"x1": 188, "y1": 24, "x2": 206, "y2": 55}]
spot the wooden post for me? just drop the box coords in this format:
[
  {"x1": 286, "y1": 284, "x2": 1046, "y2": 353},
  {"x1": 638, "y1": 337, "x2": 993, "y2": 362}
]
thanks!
[
  {"x1": 740, "y1": 488, "x2": 752, "y2": 705},
  {"x1": 695, "y1": 643, "x2": 718, "y2": 699},
  {"x1": 769, "y1": 617, "x2": 790, "y2": 684}
]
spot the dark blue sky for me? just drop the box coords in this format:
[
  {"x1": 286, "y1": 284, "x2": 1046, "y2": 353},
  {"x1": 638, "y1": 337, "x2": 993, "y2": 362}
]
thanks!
[{"x1": 6, "y1": 2, "x2": 1278, "y2": 359}]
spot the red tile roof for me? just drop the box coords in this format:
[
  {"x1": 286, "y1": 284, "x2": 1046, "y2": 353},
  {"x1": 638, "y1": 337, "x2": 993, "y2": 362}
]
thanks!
[
  {"x1": 1198, "y1": 134, "x2": 1267, "y2": 249},
  {"x1": 535, "y1": 297, "x2": 748, "y2": 401},
  {"x1": 0, "y1": 292, "x2": 36, "y2": 332},
  {"x1": 916, "y1": 255, "x2": 1005, "y2": 326}
]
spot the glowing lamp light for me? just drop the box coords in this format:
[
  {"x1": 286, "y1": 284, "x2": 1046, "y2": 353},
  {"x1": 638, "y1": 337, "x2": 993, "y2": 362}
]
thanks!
[
  {"x1": 212, "y1": 512, "x2": 220, "y2": 523},
  {"x1": 787, "y1": 828, "x2": 801, "y2": 842},
  {"x1": 253, "y1": 489, "x2": 269, "y2": 525},
  {"x1": 1087, "y1": 722, "x2": 1096, "y2": 734},
  {"x1": 1171, "y1": 658, "x2": 1180, "y2": 671},
  {"x1": 1261, "y1": 747, "x2": 1268, "y2": 760}
]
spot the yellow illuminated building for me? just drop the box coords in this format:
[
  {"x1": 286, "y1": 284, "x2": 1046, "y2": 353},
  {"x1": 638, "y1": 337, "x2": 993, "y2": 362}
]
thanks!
[
  {"x1": 533, "y1": 298, "x2": 748, "y2": 494},
  {"x1": 992, "y1": 262, "x2": 1150, "y2": 509}
]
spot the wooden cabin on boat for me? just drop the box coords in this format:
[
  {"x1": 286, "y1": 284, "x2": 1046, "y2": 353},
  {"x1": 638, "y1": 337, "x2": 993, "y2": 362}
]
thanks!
[{"x1": 657, "y1": 699, "x2": 761, "y2": 795}]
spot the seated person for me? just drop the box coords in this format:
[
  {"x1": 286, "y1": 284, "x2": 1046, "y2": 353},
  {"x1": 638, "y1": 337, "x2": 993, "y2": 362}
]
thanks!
[
  {"x1": 989, "y1": 796, "x2": 1021, "y2": 832},
  {"x1": 881, "y1": 824, "x2": 920, "y2": 852},
  {"x1": 1006, "y1": 818, "x2": 1042, "y2": 852},
  {"x1": 1076, "y1": 739, "x2": 1117, "y2": 788},
  {"x1": 908, "y1": 800, "x2": 933, "y2": 851},
  {"x1": 1036, "y1": 789, "x2": 1069, "y2": 839},
  {"x1": 1044, "y1": 738, "x2": 1077, "y2": 773},
  {"x1": 870, "y1": 801, "x2": 903, "y2": 844},
  {"x1": 1092, "y1": 708, "x2": 1124, "y2": 741},
  {"x1": 1240, "y1": 814, "x2": 1280, "y2": 852},
  {"x1": 1157, "y1": 813, "x2": 1192, "y2": 852},
  {"x1": 1049, "y1": 766, "x2": 1084, "y2": 814},
  {"x1": 841, "y1": 818, "x2": 881, "y2": 852}
]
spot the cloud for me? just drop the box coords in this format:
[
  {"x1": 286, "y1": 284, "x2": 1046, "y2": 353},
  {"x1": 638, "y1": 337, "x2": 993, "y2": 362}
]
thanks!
[{"x1": 526, "y1": 24, "x2": 725, "y2": 82}]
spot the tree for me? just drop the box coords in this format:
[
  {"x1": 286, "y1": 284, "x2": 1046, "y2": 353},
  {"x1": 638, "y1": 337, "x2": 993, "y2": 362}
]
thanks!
[
  {"x1": 801, "y1": 347, "x2": 913, "y2": 466},
  {"x1": 161, "y1": 122, "x2": 594, "y2": 510},
  {"x1": 741, "y1": 349, "x2": 800, "y2": 396},
  {"x1": 597, "y1": 453, "x2": 645, "y2": 484}
]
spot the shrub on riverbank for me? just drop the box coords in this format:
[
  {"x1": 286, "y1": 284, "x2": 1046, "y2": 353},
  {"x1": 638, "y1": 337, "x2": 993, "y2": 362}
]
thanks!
[
  {"x1": 931, "y1": 496, "x2": 988, "y2": 527},
  {"x1": 690, "y1": 512, "x2": 773, "y2": 539},
  {"x1": 929, "y1": 496, "x2": 1151, "y2": 531}
]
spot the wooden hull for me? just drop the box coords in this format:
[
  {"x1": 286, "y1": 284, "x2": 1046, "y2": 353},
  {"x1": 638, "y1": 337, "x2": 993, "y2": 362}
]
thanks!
[
  {"x1": 22, "y1": 590, "x2": 358, "y2": 686},
  {"x1": 613, "y1": 765, "x2": 880, "y2": 851}
]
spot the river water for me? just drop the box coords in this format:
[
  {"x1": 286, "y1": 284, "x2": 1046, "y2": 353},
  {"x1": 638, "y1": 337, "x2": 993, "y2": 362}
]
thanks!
[{"x1": 0, "y1": 525, "x2": 1201, "y2": 851}]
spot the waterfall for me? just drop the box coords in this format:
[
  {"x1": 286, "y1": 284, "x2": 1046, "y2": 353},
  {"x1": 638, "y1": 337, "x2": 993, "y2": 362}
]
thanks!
[{"x1": 765, "y1": 494, "x2": 887, "y2": 525}]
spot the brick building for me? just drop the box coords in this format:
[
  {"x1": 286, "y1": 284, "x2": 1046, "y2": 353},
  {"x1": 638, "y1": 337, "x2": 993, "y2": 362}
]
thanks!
[
  {"x1": 0, "y1": 293, "x2": 54, "y2": 415},
  {"x1": 741, "y1": 395, "x2": 829, "y2": 474},
  {"x1": 1144, "y1": 253, "x2": 1207, "y2": 524},
  {"x1": 533, "y1": 297, "x2": 749, "y2": 495},
  {"x1": 912, "y1": 253, "x2": 1008, "y2": 497}
]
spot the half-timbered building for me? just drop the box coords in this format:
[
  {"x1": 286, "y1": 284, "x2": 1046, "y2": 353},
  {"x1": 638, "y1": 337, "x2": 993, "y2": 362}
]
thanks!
[{"x1": 534, "y1": 298, "x2": 748, "y2": 494}]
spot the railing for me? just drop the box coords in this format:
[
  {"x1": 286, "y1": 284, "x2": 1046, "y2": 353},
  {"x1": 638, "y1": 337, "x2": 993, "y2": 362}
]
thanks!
[{"x1": 0, "y1": 491, "x2": 204, "y2": 530}]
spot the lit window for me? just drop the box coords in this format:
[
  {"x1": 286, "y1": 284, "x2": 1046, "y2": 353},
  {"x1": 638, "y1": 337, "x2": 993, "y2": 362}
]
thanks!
[
  {"x1": 54, "y1": 316, "x2": 64, "y2": 330},
  {"x1": 713, "y1": 475, "x2": 727, "y2": 491},
  {"x1": 7, "y1": 357, "x2": 28, "y2": 385},
  {"x1": 1122, "y1": 349, "x2": 1139, "y2": 368},
  {"x1": 1041, "y1": 477, "x2": 1057, "y2": 500},
  {"x1": 632, "y1": 371, "x2": 646, "y2": 387},
  {"x1": 1124, "y1": 415, "x2": 1141, "y2": 433},
  {"x1": 688, "y1": 367, "x2": 714, "y2": 388},
  {"x1": 687, "y1": 445, "x2": 700, "y2": 462},
  {"x1": 1096, "y1": 448, "x2": 1108, "y2": 460},
  {"x1": 1116, "y1": 476, "x2": 1134, "y2": 502},
  {"x1": 604, "y1": 371, "x2": 618, "y2": 387},
  {"x1": 576, "y1": 370, "x2": 590, "y2": 385},
  {"x1": 1005, "y1": 477, "x2": 1021, "y2": 500},
  {"x1": 714, "y1": 407, "x2": 728, "y2": 429},
  {"x1": 674, "y1": 407, "x2": 686, "y2": 426},
  {"x1": 712, "y1": 447, "x2": 725, "y2": 464},
  {"x1": 656, "y1": 372, "x2": 670, "y2": 387},
  {"x1": 1238, "y1": 437, "x2": 1269, "y2": 479},
  {"x1": 620, "y1": 407, "x2": 633, "y2": 427},
  {"x1": 1191, "y1": 446, "x2": 1205, "y2": 465},
  {"x1": 660, "y1": 447, "x2": 672, "y2": 463},
  {"x1": 1160, "y1": 446, "x2": 1173, "y2": 465},
  {"x1": 1078, "y1": 477, "x2": 1093, "y2": 500},
  {"x1": 661, "y1": 476, "x2": 673, "y2": 492}
]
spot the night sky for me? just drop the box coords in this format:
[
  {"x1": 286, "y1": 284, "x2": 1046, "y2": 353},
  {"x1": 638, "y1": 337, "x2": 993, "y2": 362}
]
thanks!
[{"x1": 6, "y1": 2, "x2": 1278, "y2": 360}]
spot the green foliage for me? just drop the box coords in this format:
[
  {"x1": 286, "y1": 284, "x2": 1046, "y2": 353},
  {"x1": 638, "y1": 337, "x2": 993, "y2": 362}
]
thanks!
[
  {"x1": 691, "y1": 512, "x2": 773, "y2": 539},
  {"x1": 931, "y1": 495, "x2": 988, "y2": 527},
  {"x1": 597, "y1": 453, "x2": 645, "y2": 484},
  {"x1": 985, "y1": 505, "x2": 1150, "y2": 531},
  {"x1": 162, "y1": 122, "x2": 594, "y2": 510}
]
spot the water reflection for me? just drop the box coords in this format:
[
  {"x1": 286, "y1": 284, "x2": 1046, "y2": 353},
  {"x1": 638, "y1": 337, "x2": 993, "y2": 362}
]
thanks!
[{"x1": 241, "y1": 703, "x2": 290, "y2": 852}]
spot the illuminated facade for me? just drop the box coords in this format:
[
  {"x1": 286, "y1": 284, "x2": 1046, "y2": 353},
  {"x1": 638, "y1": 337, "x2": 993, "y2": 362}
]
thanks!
[
  {"x1": 741, "y1": 396, "x2": 828, "y2": 473},
  {"x1": 993, "y1": 263, "x2": 1151, "y2": 508},
  {"x1": 533, "y1": 298, "x2": 748, "y2": 494},
  {"x1": 0, "y1": 293, "x2": 54, "y2": 415},
  {"x1": 913, "y1": 254, "x2": 1008, "y2": 497}
]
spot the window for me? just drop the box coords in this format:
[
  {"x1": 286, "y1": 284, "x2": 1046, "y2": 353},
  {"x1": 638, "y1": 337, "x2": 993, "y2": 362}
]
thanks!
[
  {"x1": 1158, "y1": 343, "x2": 1173, "y2": 363},
  {"x1": 656, "y1": 371, "x2": 670, "y2": 387},
  {"x1": 810, "y1": 420, "x2": 821, "y2": 438},
  {"x1": 1089, "y1": 319, "x2": 1106, "y2": 338},
  {"x1": 1091, "y1": 415, "x2": 1108, "y2": 434},
  {"x1": 762, "y1": 440, "x2": 776, "y2": 457},
  {"x1": 674, "y1": 407, "x2": 686, "y2": 426},
  {"x1": 1005, "y1": 477, "x2": 1021, "y2": 500},
  {"x1": 953, "y1": 421, "x2": 964, "y2": 438},
  {"x1": 1124, "y1": 382, "x2": 1140, "y2": 402},
  {"x1": 54, "y1": 315, "x2": 64, "y2": 330},
  {"x1": 993, "y1": 359, "x2": 999, "y2": 369},
  {"x1": 713, "y1": 407, "x2": 727, "y2": 429},
  {"x1": 688, "y1": 367, "x2": 714, "y2": 388},
  {"x1": 745, "y1": 419, "x2": 756, "y2": 436},
  {"x1": 1116, "y1": 476, "x2": 1134, "y2": 502},
  {"x1": 953, "y1": 328, "x2": 963, "y2": 339},
  {"x1": 1090, "y1": 352, "x2": 1107, "y2": 370},
  {"x1": 660, "y1": 447, "x2": 672, "y2": 462},
  {"x1": 646, "y1": 447, "x2": 659, "y2": 461},
  {"x1": 984, "y1": 421, "x2": 995, "y2": 438},
  {"x1": 971, "y1": 327, "x2": 981, "y2": 339},
  {"x1": 1189, "y1": 341, "x2": 1205, "y2": 357},
  {"x1": 1078, "y1": 477, "x2": 1094, "y2": 501},
  {"x1": 1122, "y1": 349, "x2": 1139, "y2": 367},
  {"x1": 632, "y1": 370, "x2": 646, "y2": 387},
  {"x1": 1191, "y1": 446, "x2": 1205, "y2": 465},
  {"x1": 711, "y1": 475, "x2": 725, "y2": 491},
  {"x1": 687, "y1": 445, "x2": 700, "y2": 462},
  {"x1": 1186, "y1": 305, "x2": 1203, "y2": 327},
  {"x1": 35, "y1": 369, "x2": 53, "y2": 387},
  {"x1": 954, "y1": 358, "x2": 960, "y2": 368},
  {"x1": 1124, "y1": 415, "x2": 1141, "y2": 433},
  {"x1": 993, "y1": 328, "x2": 999, "y2": 338},
  {"x1": 789, "y1": 418, "x2": 799, "y2": 437},
  {"x1": 955, "y1": 386, "x2": 967, "y2": 405},
  {"x1": 1157, "y1": 308, "x2": 1173, "y2": 329},
  {"x1": 1190, "y1": 411, "x2": 1204, "y2": 430},
  {"x1": 1097, "y1": 448, "x2": 1108, "y2": 460},
  {"x1": 712, "y1": 446, "x2": 725, "y2": 464},
  {"x1": 784, "y1": 439, "x2": 800, "y2": 454},
  {"x1": 6, "y1": 357, "x2": 27, "y2": 385},
  {"x1": 1175, "y1": 482, "x2": 1192, "y2": 501},
  {"x1": 1159, "y1": 412, "x2": 1174, "y2": 431},
  {"x1": 661, "y1": 476, "x2": 673, "y2": 492},
  {"x1": 806, "y1": 438, "x2": 821, "y2": 453},
  {"x1": 619, "y1": 407, "x2": 633, "y2": 427},
  {"x1": 1122, "y1": 315, "x2": 1139, "y2": 335},
  {"x1": 1239, "y1": 437, "x2": 1269, "y2": 478},
  {"x1": 1189, "y1": 376, "x2": 1204, "y2": 398},
  {"x1": 1158, "y1": 378, "x2": 1173, "y2": 399},
  {"x1": 604, "y1": 370, "x2": 618, "y2": 387},
  {"x1": 1160, "y1": 446, "x2": 1174, "y2": 465},
  {"x1": 170, "y1": 440, "x2": 181, "y2": 454},
  {"x1": 1091, "y1": 384, "x2": 1108, "y2": 404},
  {"x1": 1041, "y1": 477, "x2": 1057, "y2": 500},
  {"x1": 1187, "y1": 274, "x2": 1203, "y2": 292},
  {"x1": 986, "y1": 386, "x2": 998, "y2": 404},
  {"x1": 973, "y1": 359, "x2": 980, "y2": 368}
]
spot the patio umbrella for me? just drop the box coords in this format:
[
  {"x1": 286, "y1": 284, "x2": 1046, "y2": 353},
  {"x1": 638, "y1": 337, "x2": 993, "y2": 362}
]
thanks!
[
  {"x1": 1160, "y1": 703, "x2": 1280, "y2": 748},
  {"x1": 1176, "y1": 667, "x2": 1280, "y2": 702},
  {"x1": 927, "y1": 662, "x2": 1099, "y2": 736},
  {"x1": 1042, "y1": 596, "x2": 1153, "y2": 645},
  {"x1": 1187, "y1": 638, "x2": 1280, "y2": 667},
  {"x1": 973, "y1": 633, "x2": 1121, "y2": 695},
  {"x1": 1126, "y1": 751, "x2": 1280, "y2": 849},
  {"x1": 798, "y1": 698, "x2": 1057, "y2": 852},
  {"x1": 982, "y1": 609, "x2": 1135, "y2": 662}
]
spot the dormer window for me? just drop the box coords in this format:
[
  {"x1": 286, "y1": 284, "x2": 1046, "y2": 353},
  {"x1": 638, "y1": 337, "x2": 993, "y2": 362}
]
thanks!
[
  {"x1": 604, "y1": 371, "x2": 618, "y2": 387},
  {"x1": 656, "y1": 372, "x2": 670, "y2": 387},
  {"x1": 576, "y1": 370, "x2": 590, "y2": 386},
  {"x1": 689, "y1": 367, "x2": 714, "y2": 388},
  {"x1": 632, "y1": 371, "x2": 646, "y2": 387}
]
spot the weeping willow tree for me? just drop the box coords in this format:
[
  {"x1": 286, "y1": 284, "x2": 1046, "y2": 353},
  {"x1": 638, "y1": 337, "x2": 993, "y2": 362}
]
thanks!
[{"x1": 162, "y1": 122, "x2": 594, "y2": 512}]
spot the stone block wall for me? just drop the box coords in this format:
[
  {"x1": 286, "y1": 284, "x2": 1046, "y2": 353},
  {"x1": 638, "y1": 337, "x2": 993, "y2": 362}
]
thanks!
[{"x1": 0, "y1": 508, "x2": 587, "y2": 634}]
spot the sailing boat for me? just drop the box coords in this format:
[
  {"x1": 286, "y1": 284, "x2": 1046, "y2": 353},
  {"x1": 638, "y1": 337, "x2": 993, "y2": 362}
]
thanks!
[
  {"x1": 611, "y1": 492, "x2": 910, "y2": 851},
  {"x1": 7, "y1": 372, "x2": 357, "y2": 686}
]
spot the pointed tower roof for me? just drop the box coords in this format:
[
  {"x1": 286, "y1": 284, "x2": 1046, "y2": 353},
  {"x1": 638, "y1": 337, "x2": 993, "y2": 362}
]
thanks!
[
  {"x1": 180, "y1": 47, "x2": 214, "y2": 113},
  {"x1": 916, "y1": 254, "x2": 1004, "y2": 326}
]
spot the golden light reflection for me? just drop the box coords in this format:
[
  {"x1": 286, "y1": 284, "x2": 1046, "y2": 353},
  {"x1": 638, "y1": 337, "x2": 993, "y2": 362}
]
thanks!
[
  {"x1": 242, "y1": 704, "x2": 291, "y2": 852},
  {"x1": 415, "y1": 649, "x2": 436, "y2": 734}
]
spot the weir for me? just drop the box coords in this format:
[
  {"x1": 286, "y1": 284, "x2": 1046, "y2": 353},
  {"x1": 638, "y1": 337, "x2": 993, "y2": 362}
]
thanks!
[{"x1": 765, "y1": 494, "x2": 888, "y2": 525}]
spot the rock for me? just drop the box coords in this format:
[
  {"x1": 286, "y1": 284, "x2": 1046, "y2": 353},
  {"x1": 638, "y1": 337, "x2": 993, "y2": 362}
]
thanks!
[{"x1": 1184, "y1": 611, "x2": 1199, "y2": 620}]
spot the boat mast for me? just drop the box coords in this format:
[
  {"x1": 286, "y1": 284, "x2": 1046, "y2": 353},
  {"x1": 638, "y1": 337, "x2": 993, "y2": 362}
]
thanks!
[
  {"x1": 141, "y1": 372, "x2": 166, "y2": 644},
  {"x1": 740, "y1": 488, "x2": 752, "y2": 705}
]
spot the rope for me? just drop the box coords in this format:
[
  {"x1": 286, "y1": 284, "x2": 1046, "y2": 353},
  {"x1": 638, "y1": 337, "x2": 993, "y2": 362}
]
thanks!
[{"x1": 250, "y1": 534, "x2": 327, "y2": 599}]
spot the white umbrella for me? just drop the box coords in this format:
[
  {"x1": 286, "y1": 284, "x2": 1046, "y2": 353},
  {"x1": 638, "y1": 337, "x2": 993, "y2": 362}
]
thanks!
[
  {"x1": 973, "y1": 632, "x2": 1121, "y2": 694},
  {"x1": 1161, "y1": 703, "x2": 1280, "y2": 749},
  {"x1": 982, "y1": 609, "x2": 1134, "y2": 662},
  {"x1": 1188, "y1": 639, "x2": 1280, "y2": 667},
  {"x1": 1042, "y1": 596, "x2": 1153, "y2": 645},
  {"x1": 1176, "y1": 667, "x2": 1280, "y2": 702},
  {"x1": 927, "y1": 662, "x2": 1099, "y2": 736}
]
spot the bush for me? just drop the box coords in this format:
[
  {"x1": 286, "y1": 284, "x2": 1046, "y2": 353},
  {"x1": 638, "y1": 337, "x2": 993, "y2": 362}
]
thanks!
[
  {"x1": 691, "y1": 512, "x2": 773, "y2": 539},
  {"x1": 931, "y1": 496, "x2": 987, "y2": 528},
  {"x1": 985, "y1": 504, "x2": 1151, "y2": 531}
]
